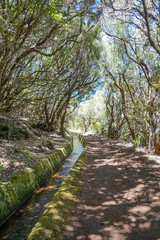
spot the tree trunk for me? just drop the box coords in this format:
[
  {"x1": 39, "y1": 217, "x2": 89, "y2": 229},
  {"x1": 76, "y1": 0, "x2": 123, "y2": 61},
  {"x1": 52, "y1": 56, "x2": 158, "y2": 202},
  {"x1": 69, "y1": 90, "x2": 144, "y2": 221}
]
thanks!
[
  {"x1": 59, "y1": 112, "x2": 66, "y2": 136},
  {"x1": 154, "y1": 134, "x2": 160, "y2": 155}
]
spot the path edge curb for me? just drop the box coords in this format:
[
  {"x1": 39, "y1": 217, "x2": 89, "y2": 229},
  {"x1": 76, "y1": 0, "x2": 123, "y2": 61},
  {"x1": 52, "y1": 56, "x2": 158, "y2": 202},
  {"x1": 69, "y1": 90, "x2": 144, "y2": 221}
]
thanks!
[{"x1": 27, "y1": 133, "x2": 88, "y2": 240}]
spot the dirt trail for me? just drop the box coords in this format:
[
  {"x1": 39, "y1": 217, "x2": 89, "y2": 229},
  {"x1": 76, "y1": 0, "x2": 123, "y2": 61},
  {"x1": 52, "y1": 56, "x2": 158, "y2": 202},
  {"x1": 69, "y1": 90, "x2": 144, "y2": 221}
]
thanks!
[{"x1": 65, "y1": 135, "x2": 160, "y2": 240}]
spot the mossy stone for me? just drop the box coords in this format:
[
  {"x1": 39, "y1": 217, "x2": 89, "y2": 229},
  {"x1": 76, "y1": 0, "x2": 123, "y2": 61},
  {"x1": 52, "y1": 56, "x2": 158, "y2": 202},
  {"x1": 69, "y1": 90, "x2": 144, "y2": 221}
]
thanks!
[
  {"x1": 27, "y1": 134, "x2": 88, "y2": 240},
  {"x1": 0, "y1": 141, "x2": 73, "y2": 226}
]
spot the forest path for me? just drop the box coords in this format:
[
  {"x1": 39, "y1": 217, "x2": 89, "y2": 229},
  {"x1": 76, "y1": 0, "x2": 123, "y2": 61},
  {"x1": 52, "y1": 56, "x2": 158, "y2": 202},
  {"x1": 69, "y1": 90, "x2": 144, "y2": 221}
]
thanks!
[{"x1": 65, "y1": 135, "x2": 160, "y2": 240}]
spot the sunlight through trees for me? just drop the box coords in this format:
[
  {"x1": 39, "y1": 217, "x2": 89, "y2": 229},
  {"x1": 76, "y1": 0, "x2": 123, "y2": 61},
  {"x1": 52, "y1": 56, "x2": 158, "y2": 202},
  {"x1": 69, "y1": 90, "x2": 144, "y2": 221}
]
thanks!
[{"x1": 0, "y1": 0, "x2": 160, "y2": 152}]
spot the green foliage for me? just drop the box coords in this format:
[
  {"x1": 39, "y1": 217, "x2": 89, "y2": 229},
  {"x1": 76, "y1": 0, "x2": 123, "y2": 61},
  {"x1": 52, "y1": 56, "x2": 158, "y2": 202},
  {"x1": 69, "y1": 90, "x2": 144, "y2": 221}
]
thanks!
[
  {"x1": 0, "y1": 164, "x2": 4, "y2": 173},
  {"x1": 0, "y1": 0, "x2": 101, "y2": 136},
  {"x1": 68, "y1": 88, "x2": 107, "y2": 133},
  {"x1": 99, "y1": 0, "x2": 160, "y2": 150},
  {"x1": 1, "y1": 0, "x2": 159, "y2": 152},
  {"x1": 48, "y1": 0, "x2": 70, "y2": 25}
]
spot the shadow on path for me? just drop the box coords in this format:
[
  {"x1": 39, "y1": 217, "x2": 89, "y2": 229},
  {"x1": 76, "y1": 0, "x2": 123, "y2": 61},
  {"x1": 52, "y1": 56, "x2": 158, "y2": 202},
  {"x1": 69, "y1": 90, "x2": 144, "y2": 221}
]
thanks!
[{"x1": 65, "y1": 136, "x2": 160, "y2": 240}]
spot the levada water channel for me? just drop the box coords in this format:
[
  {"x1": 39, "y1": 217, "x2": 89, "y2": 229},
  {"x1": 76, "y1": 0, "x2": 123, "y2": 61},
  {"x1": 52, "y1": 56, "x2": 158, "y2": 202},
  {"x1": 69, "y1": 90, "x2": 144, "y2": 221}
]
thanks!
[{"x1": 0, "y1": 136, "x2": 84, "y2": 240}]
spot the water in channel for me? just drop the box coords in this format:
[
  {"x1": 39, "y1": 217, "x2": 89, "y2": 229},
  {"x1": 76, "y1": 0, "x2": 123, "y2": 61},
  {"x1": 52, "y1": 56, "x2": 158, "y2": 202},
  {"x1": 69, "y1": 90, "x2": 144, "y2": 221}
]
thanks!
[{"x1": 0, "y1": 136, "x2": 83, "y2": 240}]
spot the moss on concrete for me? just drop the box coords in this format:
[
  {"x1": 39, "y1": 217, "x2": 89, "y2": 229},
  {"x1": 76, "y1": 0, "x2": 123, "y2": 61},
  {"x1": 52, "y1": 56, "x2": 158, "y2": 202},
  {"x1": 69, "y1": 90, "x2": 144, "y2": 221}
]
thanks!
[
  {"x1": 0, "y1": 141, "x2": 73, "y2": 226},
  {"x1": 27, "y1": 134, "x2": 88, "y2": 240},
  {"x1": 74, "y1": 133, "x2": 87, "y2": 147}
]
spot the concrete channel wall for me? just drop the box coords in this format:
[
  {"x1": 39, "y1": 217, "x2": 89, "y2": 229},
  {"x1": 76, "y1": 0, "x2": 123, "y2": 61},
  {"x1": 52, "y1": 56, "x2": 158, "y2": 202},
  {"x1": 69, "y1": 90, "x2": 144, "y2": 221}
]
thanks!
[
  {"x1": 27, "y1": 133, "x2": 88, "y2": 240},
  {"x1": 0, "y1": 140, "x2": 73, "y2": 226}
]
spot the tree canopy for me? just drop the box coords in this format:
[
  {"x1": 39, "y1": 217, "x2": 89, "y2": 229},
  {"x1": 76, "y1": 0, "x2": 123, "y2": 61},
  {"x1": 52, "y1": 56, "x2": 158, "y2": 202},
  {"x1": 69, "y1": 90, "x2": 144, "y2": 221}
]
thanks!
[
  {"x1": 0, "y1": 0, "x2": 160, "y2": 153},
  {"x1": 0, "y1": 0, "x2": 102, "y2": 133}
]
